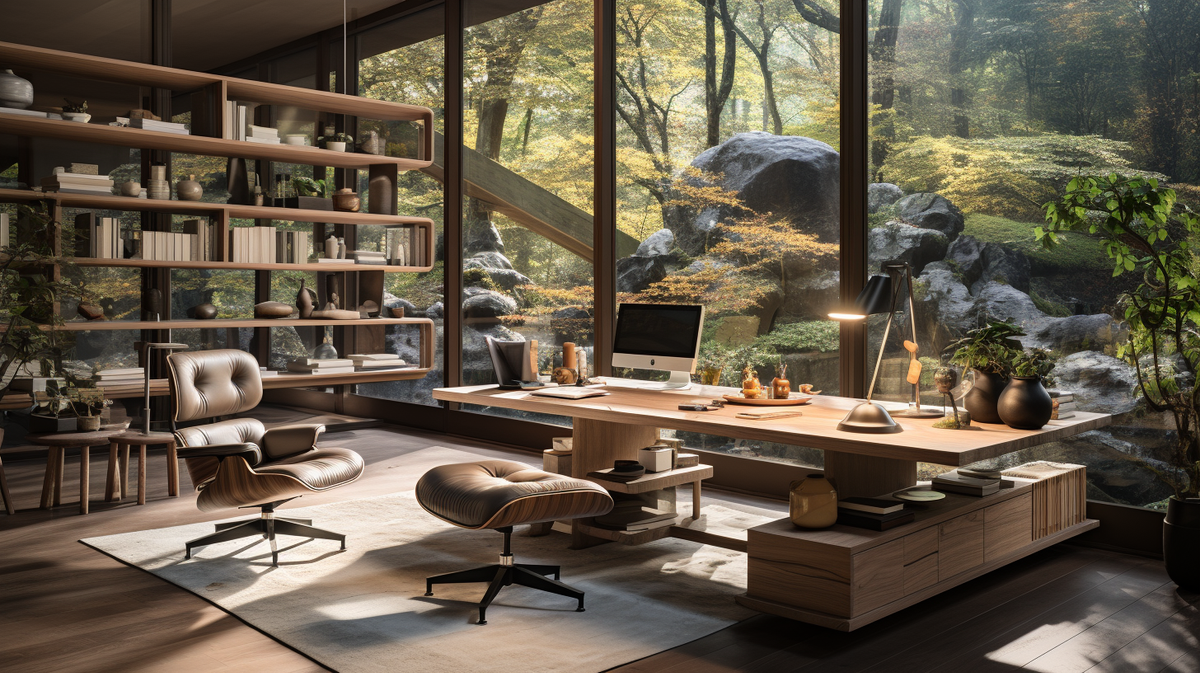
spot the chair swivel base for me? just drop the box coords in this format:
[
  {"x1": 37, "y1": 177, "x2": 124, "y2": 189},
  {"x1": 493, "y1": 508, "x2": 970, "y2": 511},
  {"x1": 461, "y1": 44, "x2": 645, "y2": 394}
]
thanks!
[
  {"x1": 423, "y1": 526, "x2": 585, "y2": 625},
  {"x1": 185, "y1": 502, "x2": 346, "y2": 566}
]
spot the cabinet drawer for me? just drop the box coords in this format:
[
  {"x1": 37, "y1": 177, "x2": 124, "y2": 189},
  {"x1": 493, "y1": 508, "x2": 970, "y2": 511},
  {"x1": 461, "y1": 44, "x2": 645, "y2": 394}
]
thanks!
[
  {"x1": 904, "y1": 552, "x2": 939, "y2": 595},
  {"x1": 904, "y1": 526, "x2": 939, "y2": 564},
  {"x1": 939, "y1": 511, "x2": 984, "y2": 581},
  {"x1": 985, "y1": 492, "x2": 1033, "y2": 562},
  {"x1": 851, "y1": 539, "x2": 905, "y2": 615}
]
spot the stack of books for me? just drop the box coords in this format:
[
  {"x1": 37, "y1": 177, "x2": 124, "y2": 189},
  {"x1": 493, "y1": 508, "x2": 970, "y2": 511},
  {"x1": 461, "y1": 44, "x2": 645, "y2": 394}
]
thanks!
[
  {"x1": 1050, "y1": 391, "x2": 1076, "y2": 419},
  {"x1": 74, "y1": 214, "x2": 123, "y2": 259},
  {"x1": 93, "y1": 367, "x2": 145, "y2": 394},
  {"x1": 348, "y1": 354, "x2": 411, "y2": 372},
  {"x1": 259, "y1": 367, "x2": 278, "y2": 379},
  {"x1": 386, "y1": 225, "x2": 428, "y2": 267},
  {"x1": 836, "y1": 497, "x2": 915, "y2": 531},
  {"x1": 230, "y1": 226, "x2": 278, "y2": 263},
  {"x1": 246, "y1": 125, "x2": 280, "y2": 145},
  {"x1": 183, "y1": 219, "x2": 219, "y2": 262},
  {"x1": 42, "y1": 171, "x2": 113, "y2": 195},
  {"x1": 126, "y1": 117, "x2": 189, "y2": 135},
  {"x1": 0, "y1": 108, "x2": 60, "y2": 119},
  {"x1": 932, "y1": 469, "x2": 1003, "y2": 497},
  {"x1": 274, "y1": 231, "x2": 311, "y2": 264},
  {"x1": 286, "y1": 358, "x2": 355, "y2": 375},
  {"x1": 348, "y1": 250, "x2": 386, "y2": 265}
]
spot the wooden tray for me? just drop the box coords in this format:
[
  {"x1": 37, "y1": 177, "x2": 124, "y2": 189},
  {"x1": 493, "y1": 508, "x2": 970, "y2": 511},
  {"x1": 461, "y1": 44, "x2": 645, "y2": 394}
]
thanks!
[{"x1": 723, "y1": 394, "x2": 812, "y2": 406}]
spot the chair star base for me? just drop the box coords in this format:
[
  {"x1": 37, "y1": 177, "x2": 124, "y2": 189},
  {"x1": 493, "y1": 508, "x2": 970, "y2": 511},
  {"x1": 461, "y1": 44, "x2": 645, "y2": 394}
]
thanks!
[{"x1": 185, "y1": 500, "x2": 345, "y2": 566}]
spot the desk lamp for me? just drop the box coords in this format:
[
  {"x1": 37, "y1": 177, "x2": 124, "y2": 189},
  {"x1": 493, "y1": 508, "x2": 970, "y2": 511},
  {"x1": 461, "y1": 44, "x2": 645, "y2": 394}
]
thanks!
[
  {"x1": 829, "y1": 262, "x2": 940, "y2": 433},
  {"x1": 137, "y1": 342, "x2": 188, "y2": 435}
]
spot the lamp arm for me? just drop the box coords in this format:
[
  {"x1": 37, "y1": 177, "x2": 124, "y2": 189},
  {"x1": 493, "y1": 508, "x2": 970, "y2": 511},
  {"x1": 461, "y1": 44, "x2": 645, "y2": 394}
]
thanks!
[
  {"x1": 905, "y1": 265, "x2": 922, "y2": 411},
  {"x1": 865, "y1": 274, "x2": 905, "y2": 401}
]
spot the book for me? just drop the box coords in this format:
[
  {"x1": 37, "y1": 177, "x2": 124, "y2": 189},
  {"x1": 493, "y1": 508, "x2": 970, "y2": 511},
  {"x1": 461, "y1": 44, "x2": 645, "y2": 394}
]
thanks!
[
  {"x1": 288, "y1": 358, "x2": 353, "y2": 369},
  {"x1": 348, "y1": 353, "x2": 401, "y2": 361},
  {"x1": 933, "y1": 471, "x2": 1001, "y2": 496},
  {"x1": 837, "y1": 510, "x2": 916, "y2": 531},
  {"x1": 259, "y1": 367, "x2": 278, "y2": 378},
  {"x1": 245, "y1": 136, "x2": 281, "y2": 144},
  {"x1": 285, "y1": 366, "x2": 356, "y2": 375},
  {"x1": 354, "y1": 362, "x2": 414, "y2": 371},
  {"x1": 734, "y1": 409, "x2": 803, "y2": 420},
  {"x1": 838, "y1": 497, "x2": 905, "y2": 515},
  {"x1": 96, "y1": 368, "x2": 145, "y2": 377}
]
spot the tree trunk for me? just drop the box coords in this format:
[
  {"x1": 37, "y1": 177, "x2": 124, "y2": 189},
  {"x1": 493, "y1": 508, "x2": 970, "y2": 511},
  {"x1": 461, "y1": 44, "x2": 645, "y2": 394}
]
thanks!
[
  {"x1": 870, "y1": 0, "x2": 903, "y2": 174},
  {"x1": 704, "y1": 0, "x2": 738, "y2": 147},
  {"x1": 948, "y1": 0, "x2": 975, "y2": 139}
]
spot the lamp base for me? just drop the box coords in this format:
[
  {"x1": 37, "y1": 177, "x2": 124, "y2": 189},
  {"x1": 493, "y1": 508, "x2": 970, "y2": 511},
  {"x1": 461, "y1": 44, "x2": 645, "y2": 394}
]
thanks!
[
  {"x1": 837, "y1": 401, "x2": 902, "y2": 434},
  {"x1": 898, "y1": 405, "x2": 945, "y2": 419}
]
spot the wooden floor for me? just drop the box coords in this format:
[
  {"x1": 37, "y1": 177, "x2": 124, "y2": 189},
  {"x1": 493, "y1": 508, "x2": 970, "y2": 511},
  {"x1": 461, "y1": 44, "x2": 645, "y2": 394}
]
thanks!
[{"x1": 1, "y1": 420, "x2": 1196, "y2": 673}]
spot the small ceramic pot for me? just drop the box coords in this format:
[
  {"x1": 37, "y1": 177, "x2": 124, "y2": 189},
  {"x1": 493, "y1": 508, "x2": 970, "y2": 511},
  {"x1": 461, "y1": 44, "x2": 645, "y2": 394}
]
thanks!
[
  {"x1": 77, "y1": 415, "x2": 101, "y2": 432},
  {"x1": 119, "y1": 181, "x2": 141, "y2": 197},
  {"x1": 254, "y1": 301, "x2": 294, "y2": 318},
  {"x1": 325, "y1": 141, "x2": 347, "y2": 152},
  {"x1": 191, "y1": 303, "x2": 217, "y2": 319},
  {"x1": 789, "y1": 474, "x2": 838, "y2": 529},
  {"x1": 62, "y1": 112, "x2": 91, "y2": 123},
  {"x1": 149, "y1": 165, "x2": 167, "y2": 181},
  {"x1": 285, "y1": 134, "x2": 308, "y2": 146},
  {"x1": 332, "y1": 188, "x2": 360, "y2": 212},
  {"x1": 390, "y1": 306, "x2": 405, "y2": 318},
  {"x1": 997, "y1": 375, "x2": 1053, "y2": 430},
  {"x1": 0, "y1": 69, "x2": 34, "y2": 109},
  {"x1": 963, "y1": 369, "x2": 1007, "y2": 424},
  {"x1": 176, "y1": 174, "x2": 203, "y2": 201}
]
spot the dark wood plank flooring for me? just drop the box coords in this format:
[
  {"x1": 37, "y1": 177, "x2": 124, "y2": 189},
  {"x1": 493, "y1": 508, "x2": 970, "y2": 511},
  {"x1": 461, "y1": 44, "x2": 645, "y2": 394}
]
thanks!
[{"x1": 1, "y1": 422, "x2": 1196, "y2": 673}]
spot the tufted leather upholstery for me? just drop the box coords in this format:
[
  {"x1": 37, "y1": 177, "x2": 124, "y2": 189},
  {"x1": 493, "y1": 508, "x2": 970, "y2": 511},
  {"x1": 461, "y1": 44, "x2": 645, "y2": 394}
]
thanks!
[
  {"x1": 416, "y1": 460, "x2": 613, "y2": 529},
  {"x1": 169, "y1": 349, "x2": 263, "y2": 422},
  {"x1": 257, "y1": 447, "x2": 365, "y2": 491}
]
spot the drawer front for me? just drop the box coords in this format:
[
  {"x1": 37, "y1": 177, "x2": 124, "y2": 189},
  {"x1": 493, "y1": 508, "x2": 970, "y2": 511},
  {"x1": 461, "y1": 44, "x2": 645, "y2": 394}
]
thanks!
[
  {"x1": 985, "y1": 492, "x2": 1033, "y2": 562},
  {"x1": 748, "y1": 556, "x2": 852, "y2": 617},
  {"x1": 939, "y1": 510, "x2": 985, "y2": 581},
  {"x1": 903, "y1": 552, "x2": 939, "y2": 595},
  {"x1": 904, "y1": 526, "x2": 939, "y2": 564},
  {"x1": 851, "y1": 539, "x2": 906, "y2": 615}
]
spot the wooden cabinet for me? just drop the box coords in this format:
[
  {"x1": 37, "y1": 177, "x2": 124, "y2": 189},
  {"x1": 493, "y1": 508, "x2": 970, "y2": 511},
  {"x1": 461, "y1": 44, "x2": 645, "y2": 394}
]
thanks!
[
  {"x1": 902, "y1": 526, "x2": 939, "y2": 595},
  {"x1": 938, "y1": 510, "x2": 985, "y2": 580},
  {"x1": 985, "y1": 492, "x2": 1033, "y2": 561}
]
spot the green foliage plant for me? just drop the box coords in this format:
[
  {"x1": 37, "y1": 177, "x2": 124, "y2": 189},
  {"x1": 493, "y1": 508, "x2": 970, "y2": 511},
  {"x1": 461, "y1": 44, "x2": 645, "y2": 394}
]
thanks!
[
  {"x1": 751, "y1": 321, "x2": 839, "y2": 354},
  {"x1": 944, "y1": 320, "x2": 1025, "y2": 376},
  {"x1": 292, "y1": 176, "x2": 335, "y2": 199},
  {"x1": 1012, "y1": 348, "x2": 1055, "y2": 383},
  {"x1": 1040, "y1": 174, "x2": 1200, "y2": 498}
]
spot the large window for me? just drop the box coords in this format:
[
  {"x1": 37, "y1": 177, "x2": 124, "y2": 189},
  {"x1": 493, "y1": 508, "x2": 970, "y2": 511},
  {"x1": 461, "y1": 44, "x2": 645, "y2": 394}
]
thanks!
[{"x1": 866, "y1": 0, "x2": 1200, "y2": 505}]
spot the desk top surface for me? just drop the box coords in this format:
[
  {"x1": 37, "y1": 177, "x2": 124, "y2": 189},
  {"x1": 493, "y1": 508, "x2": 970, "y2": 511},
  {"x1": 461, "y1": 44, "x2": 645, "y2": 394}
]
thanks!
[{"x1": 433, "y1": 383, "x2": 1111, "y2": 466}]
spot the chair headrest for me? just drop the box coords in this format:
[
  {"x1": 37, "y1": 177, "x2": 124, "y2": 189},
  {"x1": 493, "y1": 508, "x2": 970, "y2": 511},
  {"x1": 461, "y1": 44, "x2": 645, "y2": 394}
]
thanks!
[{"x1": 168, "y1": 349, "x2": 263, "y2": 422}]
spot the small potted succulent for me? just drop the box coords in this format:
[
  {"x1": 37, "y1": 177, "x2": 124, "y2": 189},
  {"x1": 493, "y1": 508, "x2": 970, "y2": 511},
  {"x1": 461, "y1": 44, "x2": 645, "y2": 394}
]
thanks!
[
  {"x1": 69, "y1": 386, "x2": 111, "y2": 432},
  {"x1": 945, "y1": 320, "x2": 1025, "y2": 423},
  {"x1": 61, "y1": 99, "x2": 90, "y2": 123},
  {"x1": 997, "y1": 348, "x2": 1056, "y2": 429},
  {"x1": 318, "y1": 131, "x2": 353, "y2": 152}
]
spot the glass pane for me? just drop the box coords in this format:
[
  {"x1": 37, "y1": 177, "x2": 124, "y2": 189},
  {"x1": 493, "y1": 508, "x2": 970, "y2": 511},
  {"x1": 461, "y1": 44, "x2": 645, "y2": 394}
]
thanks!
[
  {"x1": 866, "y1": 1, "x2": 1200, "y2": 501},
  {"x1": 460, "y1": 0, "x2": 595, "y2": 427},
  {"x1": 614, "y1": 0, "x2": 840, "y2": 466}
]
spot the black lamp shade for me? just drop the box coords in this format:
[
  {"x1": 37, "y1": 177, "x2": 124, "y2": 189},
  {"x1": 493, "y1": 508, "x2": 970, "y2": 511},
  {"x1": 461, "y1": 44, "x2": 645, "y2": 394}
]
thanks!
[{"x1": 854, "y1": 274, "x2": 893, "y2": 315}]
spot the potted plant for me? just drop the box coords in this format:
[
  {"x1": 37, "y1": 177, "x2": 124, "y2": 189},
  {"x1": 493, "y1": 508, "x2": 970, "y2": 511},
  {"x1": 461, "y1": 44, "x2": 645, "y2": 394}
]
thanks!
[
  {"x1": 318, "y1": 131, "x2": 353, "y2": 152},
  {"x1": 998, "y1": 348, "x2": 1056, "y2": 429},
  {"x1": 31, "y1": 380, "x2": 78, "y2": 433},
  {"x1": 944, "y1": 320, "x2": 1025, "y2": 423},
  {"x1": 1041, "y1": 174, "x2": 1200, "y2": 590},
  {"x1": 69, "y1": 386, "x2": 111, "y2": 431},
  {"x1": 290, "y1": 175, "x2": 336, "y2": 211},
  {"x1": 60, "y1": 98, "x2": 90, "y2": 123}
]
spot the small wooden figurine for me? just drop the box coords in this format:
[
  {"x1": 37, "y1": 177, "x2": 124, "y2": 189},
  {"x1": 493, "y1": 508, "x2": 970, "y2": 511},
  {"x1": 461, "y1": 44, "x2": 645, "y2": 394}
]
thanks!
[{"x1": 741, "y1": 364, "x2": 764, "y2": 399}]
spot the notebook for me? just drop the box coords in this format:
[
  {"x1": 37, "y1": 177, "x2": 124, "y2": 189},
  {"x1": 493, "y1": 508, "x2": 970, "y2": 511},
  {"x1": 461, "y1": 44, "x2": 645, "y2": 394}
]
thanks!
[{"x1": 530, "y1": 387, "x2": 610, "y2": 400}]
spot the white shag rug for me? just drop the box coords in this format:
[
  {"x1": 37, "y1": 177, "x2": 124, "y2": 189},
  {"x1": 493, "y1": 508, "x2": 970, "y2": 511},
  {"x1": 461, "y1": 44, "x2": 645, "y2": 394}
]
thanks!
[{"x1": 82, "y1": 491, "x2": 774, "y2": 673}]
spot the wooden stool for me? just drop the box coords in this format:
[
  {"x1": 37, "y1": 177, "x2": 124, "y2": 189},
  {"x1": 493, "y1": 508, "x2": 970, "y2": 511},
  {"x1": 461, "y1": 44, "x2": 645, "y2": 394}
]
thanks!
[
  {"x1": 107, "y1": 431, "x2": 178, "y2": 506},
  {"x1": 30, "y1": 429, "x2": 128, "y2": 515}
]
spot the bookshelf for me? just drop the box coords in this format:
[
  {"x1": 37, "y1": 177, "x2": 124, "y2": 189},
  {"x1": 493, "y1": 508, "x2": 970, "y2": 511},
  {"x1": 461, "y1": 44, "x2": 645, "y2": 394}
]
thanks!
[{"x1": 0, "y1": 40, "x2": 438, "y2": 393}]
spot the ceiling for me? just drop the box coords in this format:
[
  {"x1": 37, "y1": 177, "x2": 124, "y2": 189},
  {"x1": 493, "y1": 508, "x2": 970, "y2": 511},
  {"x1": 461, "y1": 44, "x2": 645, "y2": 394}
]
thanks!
[{"x1": 0, "y1": 0, "x2": 405, "y2": 72}]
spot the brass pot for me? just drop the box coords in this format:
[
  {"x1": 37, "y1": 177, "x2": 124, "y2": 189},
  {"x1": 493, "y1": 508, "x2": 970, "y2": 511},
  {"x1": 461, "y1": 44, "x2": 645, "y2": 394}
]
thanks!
[{"x1": 789, "y1": 474, "x2": 838, "y2": 529}]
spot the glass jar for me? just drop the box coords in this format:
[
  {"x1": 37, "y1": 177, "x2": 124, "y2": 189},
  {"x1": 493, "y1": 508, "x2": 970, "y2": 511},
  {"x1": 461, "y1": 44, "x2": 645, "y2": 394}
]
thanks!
[{"x1": 789, "y1": 474, "x2": 838, "y2": 529}]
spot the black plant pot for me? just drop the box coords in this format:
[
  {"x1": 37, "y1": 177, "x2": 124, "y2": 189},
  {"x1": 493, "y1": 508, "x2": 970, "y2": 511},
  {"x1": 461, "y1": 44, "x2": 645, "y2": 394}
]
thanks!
[
  {"x1": 963, "y1": 369, "x2": 1007, "y2": 424},
  {"x1": 997, "y1": 375, "x2": 1054, "y2": 430},
  {"x1": 29, "y1": 413, "x2": 77, "y2": 434},
  {"x1": 1164, "y1": 497, "x2": 1200, "y2": 591}
]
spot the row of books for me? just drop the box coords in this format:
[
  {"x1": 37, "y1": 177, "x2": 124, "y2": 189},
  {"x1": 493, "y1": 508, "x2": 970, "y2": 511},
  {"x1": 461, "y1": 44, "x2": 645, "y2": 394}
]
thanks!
[
  {"x1": 285, "y1": 354, "x2": 412, "y2": 376},
  {"x1": 229, "y1": 226, "x2": 279, "y2": 264},
  {"x1": 385, "y1": 225, "x2": 429, "y2": 267},
  {"x1": 138, "y1": 230, "x2": 199, "y2": 262},
  {"x1": 223, "y1": 101, "x2": 252, "y2": 142},
  {"x1": 75, "y1": 214, "x2": 123, "y2": 259},
  {"x1": 276, "y1": 231, "x2": 311, "y2": 264},
  {"x1": 43, "y1": 171, "x2": 113, "y2": 195}
]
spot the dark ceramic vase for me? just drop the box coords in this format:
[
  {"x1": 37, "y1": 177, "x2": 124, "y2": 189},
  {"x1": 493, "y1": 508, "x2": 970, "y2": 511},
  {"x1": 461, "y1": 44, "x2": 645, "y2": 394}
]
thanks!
[
  {"x1": 963, "y1": 369, "x2": 1007, "y2": 424},
  {"x1": 997, "y1": 375, "x2": 1054, "y2": 430},
  {"x1": 1164, "y1": 497, "x2": 1200, "y2": 591}
]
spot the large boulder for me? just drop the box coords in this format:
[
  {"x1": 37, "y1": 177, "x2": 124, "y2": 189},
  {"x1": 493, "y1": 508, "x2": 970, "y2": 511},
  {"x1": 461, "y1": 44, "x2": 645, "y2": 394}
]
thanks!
[
  {"x1": 915, "y1": 261, "x2": 978, "y2": 351},
  {"x1": 1053, "y1": 351, "x2": 1139, "y2": 415},
  {"x1": 945, "y1": 235, "x2": 985, "y2": 286},
  {"x1": 673, "y1": 132, "x2": 840, "y2": 254},
  {"x1": 462, "y1": 290, "x2": 517, "y2": 320},
  {"x1": 868, "y1": 222, "x2": 949, "y2": 275},
  {"x1": 1030, "y1": 314, "x2": 1128, "y2": 354},
  {"x1": 616, "y1": 256, "x2": 667, "y2": 293},
  {"x1": 635, "y1": 228, "x2": 674, "y2": 257},
  {"x1": 974, "y1": 281, "x2": 1048, "y2": 331},
  {"x1": 466, "y1": 251, "x2": 513, "y2": 271},
  {"x1": 483, "y1": 268, "x2": 534, "y2": 292},
  {"x1": 778, "y1": 269, "x2": 840, "y2": 322},
  {"x1": 466, "y1": 221, "x2": 505, "y2": 254},
  {"x1": 868, "y1": 183, "x2": 904, "y2": 213},
  {"x1": 974, "y1": 244, "x2": 1031, "y2": 294},
  {"x1": 895, "y1": 193, "x2": 965, "y2": 242}
]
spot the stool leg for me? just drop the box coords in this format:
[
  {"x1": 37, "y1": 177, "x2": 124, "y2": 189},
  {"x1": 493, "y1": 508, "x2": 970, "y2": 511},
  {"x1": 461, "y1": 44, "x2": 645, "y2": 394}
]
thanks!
[
  {"x1": 166, "y1": 440, "x2": 178, "y2": 497},
  {"x1": 513, "y1": 567, "x2": 585, "y2": 612},
  {"x1": 0, "y1": 456, "x2": 14, "y2": 515},
  {"x1": 106, "y1": 442, "x2": 119, "y2": 501},
  {"x1": 138, "y1": 444, "x2": 147, "y2": 505},
  {"x1": 40, "y1": 449, "x2": 56, "y2": 509},
  {"x1": 53, "y1": 447, "x2": 64, "y2": 507},
  {"x1": 477, "y1": 566, "x2": 511, "y2": 626},
  {"x1": 692, "y1": 480, "x2": 702, "y2": 517},
  {"x1": 120, "y1": 444, "x2": 130, "y2": 499},
  {"x1": 78, "y1": 446, "x2": 90, "y2": 515}
]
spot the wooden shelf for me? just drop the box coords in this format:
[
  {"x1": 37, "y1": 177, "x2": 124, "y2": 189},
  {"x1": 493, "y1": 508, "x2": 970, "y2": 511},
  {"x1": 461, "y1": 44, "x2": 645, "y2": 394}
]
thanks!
[
  {"x1": 0, "y1": 380, "x2": 169, "y2": 410},
  {"x1": 73, "y1": 258, "x2": 432, "y2": 273},
  {"x1": 0, "y1": 116, "x2": 430, "y2": 171},
  {"x1": 261, "y1": 367, "x2": 431, "y2": 389},
  {"x1": 0, "y1": 188, "x2": 434, "y2": 227},
  {"x1": 31, "y1": 317, "x2": 432, "y2": 331},
  {"x1": 586, "y1": 464, "x2": 714, "y2": 494}
]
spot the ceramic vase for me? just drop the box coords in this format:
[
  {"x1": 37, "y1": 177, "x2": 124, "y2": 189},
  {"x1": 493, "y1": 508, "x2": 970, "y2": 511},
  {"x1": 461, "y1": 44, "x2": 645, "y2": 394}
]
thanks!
[
  {"x1": 997, "y1": 375, "x2": 1053, "y2": 430},
  {"x1": 963, "y1": 369, "x2": 1007, "y2": 424},
  {"x1": 337, "y1": 237, "x2": 346, "y2": 259},
  {"x1": 332, "y1": 188, "x2": 360, "y2": 212},
  {"x1": 0, "y1": 69, "x2": 33, "y2": 109},
  {"x1": 325, "y1": 234, "x2": 338, "y2": 259},
  {"x1": 119, "y1": 181, "x2": 141, "y2": 197},
  {"x1": 313, "y1": 336, "x2": 338, "y2": 359},
  {"x1": 296, "y1": 279, "x2": 314, "y2": 319},
  {"x1": 789, "y1": 474, "x2": 838, "y2": 529},
  {"x1": 1164, "y1": 497, "x2": 1200, "y2": 591},
  {"x1": 176, "y1": 174, "x2": 202, "y2": 201}
]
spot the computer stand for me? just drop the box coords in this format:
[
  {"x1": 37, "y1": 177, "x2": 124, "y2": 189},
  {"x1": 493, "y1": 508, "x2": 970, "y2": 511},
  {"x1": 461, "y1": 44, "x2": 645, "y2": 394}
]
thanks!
[{"x1": 662, "y1": 370, "x2": 693, "y2": 389}]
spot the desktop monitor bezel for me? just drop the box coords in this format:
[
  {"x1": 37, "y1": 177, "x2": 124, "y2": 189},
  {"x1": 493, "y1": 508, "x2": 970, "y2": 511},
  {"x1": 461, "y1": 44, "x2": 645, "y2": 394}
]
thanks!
[{"x1": 610, "y1": 303, "x2": 705, "y2": 375}]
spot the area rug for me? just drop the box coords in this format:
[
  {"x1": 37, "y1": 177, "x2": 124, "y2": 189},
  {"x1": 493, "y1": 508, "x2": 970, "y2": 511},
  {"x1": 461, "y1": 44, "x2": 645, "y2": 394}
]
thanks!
[{"x1": 82, "y1": 491, "x2": 776, "y2": 673}]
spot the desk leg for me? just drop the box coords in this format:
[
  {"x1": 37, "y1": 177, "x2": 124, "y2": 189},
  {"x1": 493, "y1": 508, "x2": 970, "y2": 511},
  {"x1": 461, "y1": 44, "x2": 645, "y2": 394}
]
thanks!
[
  {"x1": 0, "y1": 456, "x2": 14, "y2": 515},
  {"x1": 570, "y1": 418, "x2": 658, "y2": 549},
  {"x1": 79, "y1": 446, "x2": 90, "y2": 515},
  {"x1": 106, "y1": 443, "x2": 120, "y2": 501},
  {"x1": 166, "y1": 441, "x2": 178, "y2": 497},
  {"x1": 40, "y1": 449, "x2": 55, "y2": 509},
  {"x1": 138, "y1": 445, "x2": 147, "y2": 506},
  {"x1": 53, "y1": 447, "x2": 64, "y2": 507},
  {"x1": 823, "y1": 451, "x2": 917, "y2": 498},
  {"x1": 119, "y1": 444, "x2": 130, "y2": 500}
]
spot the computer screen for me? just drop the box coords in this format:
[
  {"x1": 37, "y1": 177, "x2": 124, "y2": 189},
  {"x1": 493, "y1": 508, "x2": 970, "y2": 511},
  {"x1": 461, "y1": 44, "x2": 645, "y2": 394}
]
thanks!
[{"x1": 612, "y1": 304, "x2": 704, "y2": 359}]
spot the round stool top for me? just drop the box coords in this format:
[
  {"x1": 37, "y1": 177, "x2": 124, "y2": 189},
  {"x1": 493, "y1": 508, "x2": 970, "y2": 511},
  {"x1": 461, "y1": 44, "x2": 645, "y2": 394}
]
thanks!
[
  {"x1": 28, "y1": 428, "x2": 128, "y2": 447},
  {"x1": 115, "y1": 430, "x2": 176, "y2": 445}
]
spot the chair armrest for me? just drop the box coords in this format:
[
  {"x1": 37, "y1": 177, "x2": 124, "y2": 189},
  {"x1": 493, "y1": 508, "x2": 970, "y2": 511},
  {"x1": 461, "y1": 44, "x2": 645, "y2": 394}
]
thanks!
[
  {"x1": 176, "y1": 443, "x2": 262, "y2": 465},
  {"x1": 261, "y1": 424, "x2": 325, "y2": 460}
]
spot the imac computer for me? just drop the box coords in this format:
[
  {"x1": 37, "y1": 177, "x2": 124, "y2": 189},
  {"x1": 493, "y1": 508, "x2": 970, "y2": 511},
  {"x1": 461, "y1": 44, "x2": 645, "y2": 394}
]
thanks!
[{"x1": 609, "y1": 303, "x2": 705, "y2": 390}]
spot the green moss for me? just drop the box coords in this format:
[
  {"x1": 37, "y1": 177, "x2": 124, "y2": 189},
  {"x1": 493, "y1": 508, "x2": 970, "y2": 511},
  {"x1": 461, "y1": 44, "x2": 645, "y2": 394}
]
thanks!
[
  {"x1": 1030, "y1": 290, "x2": 1072, "y2": 317},
  {"x1": 463, "y1": 267, "x2": 497, "y2": 291},
  {"x1": 963, "y1": 213, "x2": 1110, "y2": 274},
  {"x1": 752, "y1": 321, "x2": 839, "y2": 353}
]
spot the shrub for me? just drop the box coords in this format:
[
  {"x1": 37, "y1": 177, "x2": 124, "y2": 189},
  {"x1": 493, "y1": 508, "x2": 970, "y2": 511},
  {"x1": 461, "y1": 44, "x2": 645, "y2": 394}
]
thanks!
[{"x1": 752, "y1": 321, "x2": 840, "y2": 354}]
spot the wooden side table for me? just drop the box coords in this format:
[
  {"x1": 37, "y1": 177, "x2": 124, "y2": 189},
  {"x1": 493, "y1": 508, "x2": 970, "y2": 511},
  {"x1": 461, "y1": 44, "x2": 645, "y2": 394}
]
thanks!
[
  {"x1": 30, "y1": 429, "x2": 127, "y2": 515},
  {"x1": 107, "y1": 431, "x2": 178, "y2": 506}
]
